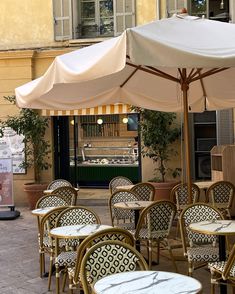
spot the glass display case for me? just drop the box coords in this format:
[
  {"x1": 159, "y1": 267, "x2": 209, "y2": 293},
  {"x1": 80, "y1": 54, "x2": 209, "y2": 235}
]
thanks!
[{"x1": 70, "y1": 146, "x2": 138, "y2": 167}]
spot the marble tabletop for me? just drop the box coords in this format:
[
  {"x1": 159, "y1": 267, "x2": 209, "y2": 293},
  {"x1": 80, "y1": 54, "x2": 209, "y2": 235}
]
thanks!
[
  {"x1": 49, "y1": 224, "x2": 111, "y2": 239},
  {"x1": 189, "y1": 220, "x2": 235, "y2": 236},
  {"x1": 194, "y1": 181, "x2": 215, "y2": 190},
  {"x1": 114, "y1": 201, "x2": 154, "y2": 210},
  {"x1": 116, "y1": 185, "x2": 135, "y2": 191},
  {"x1": 31, "y1": 207, "x2": 56, "y2": 216},
  {"x1": 43, "y1": 187, "x2": 79, "y2": 194},
  {"x1": 94, "y1": 271, "x2": 202, "y2": 294}
]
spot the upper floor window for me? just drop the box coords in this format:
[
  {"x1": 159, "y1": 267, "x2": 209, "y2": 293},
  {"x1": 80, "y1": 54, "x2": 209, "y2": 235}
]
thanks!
[{"x1": 53, "y1": 0, "x2": 136, "y2": 41}]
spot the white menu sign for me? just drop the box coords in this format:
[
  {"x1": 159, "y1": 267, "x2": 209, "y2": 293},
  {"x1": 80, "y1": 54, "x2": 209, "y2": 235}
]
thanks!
[
  {"x1": 0, "y1": 158, "x2": 13, "y2": 206},
  {"x1": 0, "y1": 127, "x2": 25, "y2": 174}
]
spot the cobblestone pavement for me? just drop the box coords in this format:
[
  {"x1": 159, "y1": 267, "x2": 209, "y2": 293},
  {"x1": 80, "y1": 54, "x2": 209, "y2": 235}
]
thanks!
[{"x1": 0, "y1": 189, "x2": 229, "y2": 293}]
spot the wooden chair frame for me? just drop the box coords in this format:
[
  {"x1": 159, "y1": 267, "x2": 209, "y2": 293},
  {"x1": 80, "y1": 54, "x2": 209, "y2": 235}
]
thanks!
[
  {"x1": 130, "y1": 182, "x2": 155, "y2": 201},
  {"x1": 47, "y1": 179, "x2": 72, "y2": 190}
]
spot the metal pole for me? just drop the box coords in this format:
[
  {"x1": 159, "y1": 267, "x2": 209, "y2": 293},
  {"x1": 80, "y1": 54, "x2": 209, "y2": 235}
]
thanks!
[{"x1": 181, "y1": 68, "x2": 193, "y2": 203}]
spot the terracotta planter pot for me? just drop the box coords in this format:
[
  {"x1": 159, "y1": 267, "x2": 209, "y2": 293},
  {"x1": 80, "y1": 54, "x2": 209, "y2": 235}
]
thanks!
[
  {"x1": 148, "y1": 181, "x2": 179, "y2": 201},
  {"x1": 24, "y1": 183, "x2": 48, "y2": 210}
]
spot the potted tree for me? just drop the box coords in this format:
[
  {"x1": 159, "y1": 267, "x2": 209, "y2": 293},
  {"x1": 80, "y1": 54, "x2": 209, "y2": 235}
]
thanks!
[
  {"x1": 0, "y1": 96, "x2": 51, "y2": 209},
  {"x1": 137, "y1": 108, "x2": 181, "y2": 200}
]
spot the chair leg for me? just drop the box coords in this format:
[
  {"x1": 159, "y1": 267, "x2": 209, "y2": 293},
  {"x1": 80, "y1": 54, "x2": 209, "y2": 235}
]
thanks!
[
  {"x1": 188, "y1": 261, "x2": 193, "y2": 277},
  {"x1": 56, "y1": 264, "x2": 60, "y2": 294},
  {"x1": 166, "y1": 240, "x2": 178, "y2": 273},
  {"x1": 62, "y1": 270, "x2": 67, "y2": 292},
  {"x1": 148, "y1": 240, "x2": 153, "y2": 269},
  {"x1": 48, "y1": 254, "x2": 54, "y2": 291}
]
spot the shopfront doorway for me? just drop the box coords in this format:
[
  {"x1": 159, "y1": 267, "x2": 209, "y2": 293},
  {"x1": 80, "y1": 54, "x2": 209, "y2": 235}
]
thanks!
[{"x1": 53, "y1": 114, "x2": 141, "y2": 187}]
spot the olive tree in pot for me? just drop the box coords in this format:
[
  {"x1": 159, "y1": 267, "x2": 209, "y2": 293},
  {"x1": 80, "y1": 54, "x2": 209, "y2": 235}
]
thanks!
[
  {"x1": 0, "y1": 96, "x2": 51, "y2": 209},
  {"x1": 137, "y1": 108, "x2": 181, "y2": 200}
]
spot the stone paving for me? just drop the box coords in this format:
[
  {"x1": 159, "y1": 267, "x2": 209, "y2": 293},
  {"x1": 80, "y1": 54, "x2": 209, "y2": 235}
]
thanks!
[{"x1": 0, "y1": 188, "x2": 231, "y2": 293}]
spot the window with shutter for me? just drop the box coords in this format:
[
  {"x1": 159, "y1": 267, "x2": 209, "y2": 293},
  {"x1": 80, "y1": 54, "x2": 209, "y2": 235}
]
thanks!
[
  {"x1": 114, "y1": 0, "x2": 135, "y2": 36},
  {"x1": 166, "y1": 0, "x2": 187, "y2": 17},
  {"x1": 53, "y1": 0, "x2": 72, "y2": 40}
]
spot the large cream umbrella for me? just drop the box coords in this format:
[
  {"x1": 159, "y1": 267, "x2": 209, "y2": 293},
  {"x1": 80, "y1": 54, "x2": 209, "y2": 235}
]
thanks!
[{"x1": 15, "y1": 15, "x2": 235, "y2": 202}]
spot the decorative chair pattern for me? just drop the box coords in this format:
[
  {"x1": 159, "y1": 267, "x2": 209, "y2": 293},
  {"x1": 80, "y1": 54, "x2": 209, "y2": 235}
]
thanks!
[
  {"x1": 53, "y1": 186, "x2": 78, "y2": 206},
  {"x1": 170, "y1": 183, "x2": 200, "y2": 212},
  {"x1": 39, "y1": 206, "x2": 69, "y2": 289},
  {"x1": 179, "y1": 203, "x2": 224, "y2": 276},
  {"x1": 80, "y1": 240, "x2": 148, "y2": 294},
  {"x1": 133, "y1": 200, "x2": 177, "y2": 270},
  {"x1": 54, "y1": 206, "x2": 101, "y2": 294},
  {"x1": 130, "y1": 182, "x2": 155, "y2": 201},
  {"x1": 108, "y1": 190, "x2": 138, "y2": 230},
  {"x1": 206, "y1": 181, "x2": 235, "y2": 219},
  {"x1": 109, "y1": 176, "x2": 133, "y2": 194},
  {"x1": 208, "y1": 244, "x2": 235, "y2": 294},
  {"x1": 68, "y1": 227, "x2": 135, "y2": 293},
  {"x1": 47, "y1": 179, "x2": 72, "y2": 190}
]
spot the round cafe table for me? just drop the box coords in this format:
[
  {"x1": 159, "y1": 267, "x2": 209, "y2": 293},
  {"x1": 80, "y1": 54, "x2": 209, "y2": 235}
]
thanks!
[
  {"x1": 114, "y1": 201, "x2": 154, "y2": 227},
  {"x1": 31, "y1": 207, "x2": 57, "y2": 216},
  {"x1": 189, "y1": 219, "x2": 235, "y2": 294},
  {"x1": 115, "y1": 185, "x2": 134, "y2": 191},
  {"x1": 94, "y1": 271, "x2": 202, "y2": 294},
  {"x1": 43, "y1": 187, "x2": 79, "y2": 194}
]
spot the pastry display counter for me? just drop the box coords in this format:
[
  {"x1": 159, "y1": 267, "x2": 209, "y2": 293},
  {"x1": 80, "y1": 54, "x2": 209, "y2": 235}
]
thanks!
[{"x1": 70, "y1": 146, "x2": 139, "y2": 187}]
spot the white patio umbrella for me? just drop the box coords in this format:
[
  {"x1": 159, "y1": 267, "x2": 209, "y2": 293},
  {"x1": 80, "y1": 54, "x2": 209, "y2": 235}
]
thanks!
[{"x1": 15, "y1": 15, "x2": 235, "y2": 202}]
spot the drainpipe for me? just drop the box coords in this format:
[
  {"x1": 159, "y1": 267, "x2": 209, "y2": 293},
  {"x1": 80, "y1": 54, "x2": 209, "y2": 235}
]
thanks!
[{"x1": 156, "y1": 0, "x2": 161, "y2": 20}]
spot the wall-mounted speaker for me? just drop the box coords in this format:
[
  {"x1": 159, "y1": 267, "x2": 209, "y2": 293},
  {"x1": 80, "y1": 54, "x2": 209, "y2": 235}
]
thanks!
[{"x1": 198, "y1": 155, "x2": 211, "y2": 178}]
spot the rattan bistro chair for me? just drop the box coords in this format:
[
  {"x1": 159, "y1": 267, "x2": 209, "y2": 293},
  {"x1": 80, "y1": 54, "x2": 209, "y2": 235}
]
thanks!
[
  {"x1": 108, "y1": 190, "x2": 138, "y2": 230},
  {"x1": 130, "y1": 182, "x2": 155, "y2": 201},
  {"x1": 80, "y1": 240, "x2": 148, "y2": 294},
  {"x1": 35, "y1": 194, "x2": 68, "y2": 277},
  {"x1": 47, "y1": 179, "x2": 72, "y2": 190},
  {"x1": 53, "y1": 186, "x2": 78, "y2": 206},
  {"x1": 209, "y1": 244, "x2": 235, "y2": 294},
  {"x1": 39, "y1": 207, "x2": 69, "y2": 288},
  {"x1": 68, "y1": 227, "x2": 135, "y2": 293},
  {"x1": 179, "y1": 203, "x2": 224, "y2": 276},
  {"x1": 133, "y1": 200, "x2": 177, "y2": 271},
  {"x1": 53, "y1": 206, "x2": 101, "y2": 294},
  {"x1": 109, "y1": 176, "x2": 133, "y2": 194},
  {"x1": 206, "y1": 181, "x2": 235, "y2": 219}
]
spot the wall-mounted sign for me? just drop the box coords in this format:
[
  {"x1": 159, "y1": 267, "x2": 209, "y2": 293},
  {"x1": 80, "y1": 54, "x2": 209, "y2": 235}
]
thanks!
[
  {"x1": 0, "y1": 127, "x2": 25, "y2": 174},
  {"x1": 0, "y1": 158, "x2": 13, "y2": 206}
]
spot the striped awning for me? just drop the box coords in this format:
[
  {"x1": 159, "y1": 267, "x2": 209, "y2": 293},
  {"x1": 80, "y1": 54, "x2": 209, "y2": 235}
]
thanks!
[{"x1": 41, "y1": 104, "x2": 134, "y2": 116}]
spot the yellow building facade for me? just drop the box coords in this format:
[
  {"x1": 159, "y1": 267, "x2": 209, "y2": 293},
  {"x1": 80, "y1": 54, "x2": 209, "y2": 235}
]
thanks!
[{"x1": 0, "y1": 0, "x2": 162, "y2": 205}]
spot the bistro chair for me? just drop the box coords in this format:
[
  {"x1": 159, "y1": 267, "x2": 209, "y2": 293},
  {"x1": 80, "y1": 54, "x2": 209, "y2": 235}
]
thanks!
[
  {"x1": 53, "y1": 206, "x2": 101, "y2": 294},
  {"x1": 39, "y1": 206, "x2": 69, "y2": 287},
  {"x1": 68, "y1": 227, "x2": 135, "y2": 293},
  {"x1": 109, "y1": 176, "x2": 133, "y2": 194},
  {"x1": 133, "y1": 200, "x2": 177, "y2": 271},
  {"x1": 206, "y1": 180, "x2": 235, "y2": 219},
  {"x1": 130, "y1": 182, "x2": 155, "y2": 201},
  {"x1": 47, "y1": 179, "x2": 72, "y2": 190},
  {"x1": 53, "y1": 186, "x2": 78, "y2": 206},
  {"x1": 209, "y1": 243, "x2": 235, "y2": 294},
  {"x1": 108, "y1": 190, "x2": 138, "y2": 230},
  {"x1": 179, "y1": 203, "x2": 224, "y2": 276},
  {"x1": 35, "y1": 194, "x2": 68, "y2": 255},
  {"x1": 170, "y1": 183, "x2": 200, "y2": 238},
  {"x1": 80, "y1": 240, "x2": 148, "y2": 294}
]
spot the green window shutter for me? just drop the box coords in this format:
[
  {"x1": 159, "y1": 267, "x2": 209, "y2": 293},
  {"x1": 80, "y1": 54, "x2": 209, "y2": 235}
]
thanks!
[
  {"x1": 53, "y1": 0, "x2": 72, "y2": 40},
  {"x1": 167, "y1": 0, "x2": 187, "y2": 17},
  {"x1": 114, "y1": 0, "x2": 135, "y2": 36}
]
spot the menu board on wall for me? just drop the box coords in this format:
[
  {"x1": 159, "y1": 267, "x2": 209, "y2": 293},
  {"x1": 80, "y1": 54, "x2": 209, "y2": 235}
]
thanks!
[
  {"x1": 0, "y1": 127, "x2": 25, "y2": 174},
  {"x1": 0, "y1": 158, "x2": 13, "y2": 206}
]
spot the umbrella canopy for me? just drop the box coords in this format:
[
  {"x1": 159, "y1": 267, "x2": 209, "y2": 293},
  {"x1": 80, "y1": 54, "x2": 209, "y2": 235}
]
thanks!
[{"x1": 15, "y1": 15, "x2": 235, "y2": 201}]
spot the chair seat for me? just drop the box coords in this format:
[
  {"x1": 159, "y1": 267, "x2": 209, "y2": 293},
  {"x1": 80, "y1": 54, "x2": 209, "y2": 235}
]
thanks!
[
  {"x1": 55, "y1": 251, "x2": 77, "y2": 267},
  {"x1": 115, "y1": 222, "x2": 136, "y2": 230},
  {"x1": 208, "y1": 261, "x2": 235, "y2": 278},
  {"x1": 130, "y1": 228, "x2": 167, "y2": 240},
  {"x1": 187, "y1": 245, "x2": 220, "y2": 262}
]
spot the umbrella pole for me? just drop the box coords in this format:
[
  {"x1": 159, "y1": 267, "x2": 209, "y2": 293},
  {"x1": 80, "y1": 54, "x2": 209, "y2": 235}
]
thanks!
[{"x1": 181, "y1": 68, "x2": 192, "y2": 203}]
